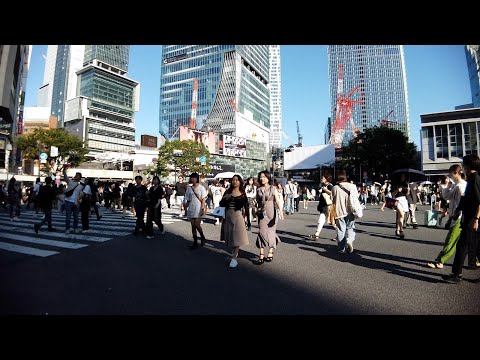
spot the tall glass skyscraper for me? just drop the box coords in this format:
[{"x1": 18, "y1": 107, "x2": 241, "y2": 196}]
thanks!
[
  {"x1": 327, "y1": 45, "x2": 410, "y2": 144},
  {"x1": 159, "y1": 45, "x2": 270, "y2": 141},
  {"x1": 269, "y1": 45, "x2": 282, "y2": 148},
  {"x1": 465, "y1": 45, "x2": 480, "y2": 107},
  {"x1": 47, "y1": 45, "x2": 85, "y2": 126}
]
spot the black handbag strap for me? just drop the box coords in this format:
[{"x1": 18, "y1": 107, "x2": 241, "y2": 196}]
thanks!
[{"x1": 338, "y1": 183, "x2": 350, "y2": 196}]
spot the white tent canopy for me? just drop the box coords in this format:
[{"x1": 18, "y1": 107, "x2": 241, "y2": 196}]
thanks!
[
  {"x1": 214, "y1": 172, "x2": 242, "y2": 179},
  {"x1": 283, "y1": 144, "x2": 335, "y2": 170}
]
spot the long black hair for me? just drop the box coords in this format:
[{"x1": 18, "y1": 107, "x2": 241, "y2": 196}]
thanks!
[
  {"x1": 257, "y1": 170, "x2": 272, "y2": 185},
  {"x1": 225, "y1": 174, "x2": 245, "y2": 195}
]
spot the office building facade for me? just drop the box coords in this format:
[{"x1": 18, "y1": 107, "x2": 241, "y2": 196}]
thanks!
[
  {"x1": 0, "y1": 45, "x2": 32, "y2": 175},
  {"x1": 327, "y1": 45, "x2": 411, "y2": 145},
  {"x1": 159, "y1": 45, "x2": 270, "y2": 145},
  {"x1": 269, "y1": 45, "x2": 282, "y2": 148},
  {"x1": 64, "y1": 45, "x2": 139, "y2": 155},
  {"x1": 421, "y1": 108, "x2": 480, "y2": 176},
  {"x1": 466, "y1": 45, "x2": 480, "y2": 107}
]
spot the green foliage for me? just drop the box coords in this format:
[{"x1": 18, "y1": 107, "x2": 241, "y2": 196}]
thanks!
[
  {"x1": 156, "y1": 140, "x2": 211, "y2": 178},
  {"x1": 16, "y1": 128, "x2": 88, "y2": 174},
  {"x1": 338, "y1": 127, "x2": 418, "y2": 181}
]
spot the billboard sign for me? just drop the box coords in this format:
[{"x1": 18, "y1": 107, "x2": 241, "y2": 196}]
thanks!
[
  {"x1": 141, "y1": 135, "x2": 158, "y2": 148},
  {"x1": 219, "y1": 134, "x2": 247, "y2": 158},
  {"x1": 179, "y1": 126, "x2": 215, "y2": 154},
  {"x1": 204, "y1": 163, "x2": 235, "y2": 178}
]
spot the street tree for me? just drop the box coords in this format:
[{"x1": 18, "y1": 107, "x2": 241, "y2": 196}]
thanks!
[
  {"x1": 156, "y1": 140, "x2": 211, "y2": 178},
  {"x1": 16, "y1": 128, "x2": 88, "y2": 175},
  {"x1": 338, "y1": 126, "x2": 418, "y2": 182}
]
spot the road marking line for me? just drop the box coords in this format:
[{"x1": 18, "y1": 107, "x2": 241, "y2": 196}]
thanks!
[
  {"x1": 0, "y1": 233, "x2": 88, "y2": 249},
  {"x1": 0, "y1": 242, "x2": 58, "y2": 257}
]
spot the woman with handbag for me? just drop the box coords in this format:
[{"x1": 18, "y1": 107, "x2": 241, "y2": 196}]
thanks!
[
  {"x1": 185, "y1": 172, "x2": 208, "y2": 249},
  {"x1": 254, "y1": 170, "x2": 284, "y2": 265},
  {"x1": 219, "y1": 174, "x2": 249, "y2": 268},
  {"x1": 309, "y1": 171, "x2": 333, "y2": 240}
]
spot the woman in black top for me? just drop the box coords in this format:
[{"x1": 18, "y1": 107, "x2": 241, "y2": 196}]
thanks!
[
  {"x1": 309, "y1": 171, "x2": 333, "y2": 239},
  {"x1": 146, "y1": 176, "x2": 165, "y2": 238}
]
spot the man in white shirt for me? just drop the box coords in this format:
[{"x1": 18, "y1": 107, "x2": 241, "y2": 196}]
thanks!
[
  {"x1": 284, "y1": 179, "x2": 295, "y2": 215},
  {"x1": 80, "y1": 178, "x2": 92, "y2": 233},
  {"x1": 63, "y1": 167, "x2": 84, "y2": 235}
]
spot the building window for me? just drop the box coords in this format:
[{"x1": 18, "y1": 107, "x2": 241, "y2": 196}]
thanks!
[
  {"x1": 449, "y1": 123, "x2": 463, "y2": 158},
  {"x1": 464, "y1": 122, "x2": 478, "y2": 155},
  {"x1": 435, "y1": 125, "x2": 448, "y2": 159}
]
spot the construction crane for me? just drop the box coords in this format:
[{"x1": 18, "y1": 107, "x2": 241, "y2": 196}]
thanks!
[
  {"x1": 329, "y1": 64, "x2": 364, "y2": 149},
  {"x1": 189, "y1": 79, "x2": 198, "y2": 129},
  {"x1": 378, "y1": 109, "x2": 397, "y2": 128},
  {"x1": 296, "y1": 120, "x2": 303, "y2": 147}
]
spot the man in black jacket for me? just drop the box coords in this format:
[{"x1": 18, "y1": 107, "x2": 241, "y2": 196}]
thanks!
[
  {"x1": 34, "y1": 177, "x2": 57, "y2": 233},
  {"x1": 442, "y1": 154, "x2": 480, "y2": 283}
]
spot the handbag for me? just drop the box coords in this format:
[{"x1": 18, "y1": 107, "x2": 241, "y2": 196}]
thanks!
[
  {"x1": 65, "y1": 183, "x2": 79, "y2": 198},
  {"x1": 212, "y1": 206, "x2": 225, "y2": 218},
  {"x1": 322, "y1": 192, "x2": 332, "y2": 206}
]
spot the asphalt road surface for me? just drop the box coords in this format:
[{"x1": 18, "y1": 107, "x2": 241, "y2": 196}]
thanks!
[{"x1": 0, "y1": 203, "x2": 479, "y2": 315}]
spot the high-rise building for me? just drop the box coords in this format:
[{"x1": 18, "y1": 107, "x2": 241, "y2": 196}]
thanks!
[
  {"x1": 327, "y1": 45, "x2": 411, "y2": 145},
  {"x1": 269, "y1": 45, "x2": 282, "y2": 148},
  {"x1": 0, "y1": 45, "x2": 32, "y2": 175},
  {"x1": 159, "y1": 45, "x2": 271, "y2": 146},
  {"x1": 465, "y1": 45, "x2": 480, "y2": 107},
  {"x1": 50, "y1": 45, "x2": 85, "y2": 127},
  {"x1": 37, "y1": 45, "x2": 57, "y2": 107},
  {"x1": 62, "y1": 45, "x2": 139, "y2": 155}
]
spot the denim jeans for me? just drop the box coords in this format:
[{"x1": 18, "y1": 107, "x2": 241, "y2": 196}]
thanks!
[
  {"x1": 335, "y1": 213, "x2": 356, "y2": 252},
  {"x1": 64, "y1": 200, "x2": 79, "y2": 231}
]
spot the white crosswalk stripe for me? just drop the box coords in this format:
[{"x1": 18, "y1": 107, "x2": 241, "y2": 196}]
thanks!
[{"x1": 0, "y1": 208, "x2": 182, "y2": 258}]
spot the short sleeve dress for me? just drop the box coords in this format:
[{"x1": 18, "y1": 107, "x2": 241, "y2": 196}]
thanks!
[
  {"x1": 255, "y1": 185, "x2": 281, "y2": 249},
  {"x1": 186, "y1": 185, "x2": 207, "y2": 219}
]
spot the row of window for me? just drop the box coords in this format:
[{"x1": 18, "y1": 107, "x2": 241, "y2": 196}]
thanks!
[{"x1": 423, "y1": 122, "x2": 480, "y2": 160}]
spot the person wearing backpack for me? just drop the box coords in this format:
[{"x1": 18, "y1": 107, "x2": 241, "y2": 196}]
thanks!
[
  {"x1": 34, "y1": 177, "x2": 57, "y2": 233},
  {"x1": 331, "y1": 169, "x2": 360, "y2": 254}
]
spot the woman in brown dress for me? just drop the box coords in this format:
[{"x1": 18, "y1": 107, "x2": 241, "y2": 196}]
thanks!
[
  {"x1": 220, "y1": 174, "x2": 249, "y2": 268},
  {"x1": 255, "y1": 170, "x2": 284, "y2": 265}
]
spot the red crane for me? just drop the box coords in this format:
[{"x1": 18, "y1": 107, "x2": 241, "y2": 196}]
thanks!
[
  {"x1": 378, "y1": 109, "x2": 396, "y2": 128},
  {"x1": 329, "y1": 64, "x2": 364, "y2": 149}
]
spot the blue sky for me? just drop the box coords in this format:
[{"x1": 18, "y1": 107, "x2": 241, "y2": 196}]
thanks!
[{"x1": 25, "y1": 45, "x2": 472, "y2": 149}]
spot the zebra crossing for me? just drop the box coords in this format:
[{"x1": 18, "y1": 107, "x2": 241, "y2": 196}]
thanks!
[{"x1": 0, "y1": 207, "x2": 183, "y2": 258}]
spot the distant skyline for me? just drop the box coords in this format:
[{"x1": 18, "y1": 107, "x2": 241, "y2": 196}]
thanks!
[{"x1": 24, "y1": 45, "x2": 472, "y2": 149}]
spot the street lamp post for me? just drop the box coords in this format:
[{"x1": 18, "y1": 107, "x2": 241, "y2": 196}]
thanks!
[
  {"x1": 5, "y1": 143, "x2": 12, "y2": 182},
  {"x1": 173, "y1": 149, "x2": 183, "y2": 184}
]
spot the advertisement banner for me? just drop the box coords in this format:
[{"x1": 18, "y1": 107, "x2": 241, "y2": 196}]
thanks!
[
  {"x1": 204, "y1": 163, "x2": 235, "y2": 178},
  {"x1": 219, "y1": 134, "x2": 247, "y2": 158},
  {"x1": 179, "y1": 126, "x2": 215, "y2": 154}
]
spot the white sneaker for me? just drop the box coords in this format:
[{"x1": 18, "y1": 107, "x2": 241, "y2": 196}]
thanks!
[
  {"x1": 13, "y1": 217, "x2": 20, "y2": 222},
  {"x1": 65, "y1": 229, "x2": 70, "y2": 235},
  {"x1": 81, "y1": 229, "x2": 90, "y2": 233},
  {"x1": 146, "y1": 235, "x2": 154, "y2": 239},
  {"x1": 229, "y1": 258, "x2": 238, "y2": 268}
]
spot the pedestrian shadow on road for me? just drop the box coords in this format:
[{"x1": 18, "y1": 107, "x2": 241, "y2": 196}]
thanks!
[
  {"x1": 296, "y1": 242, "x2": 445, "y2": 284},
  {"x1": 354, "y1": 228, "x2": 441, "y2": 247}
]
